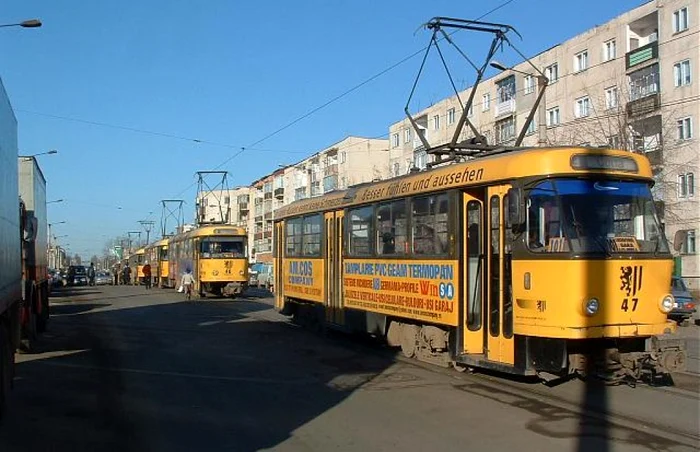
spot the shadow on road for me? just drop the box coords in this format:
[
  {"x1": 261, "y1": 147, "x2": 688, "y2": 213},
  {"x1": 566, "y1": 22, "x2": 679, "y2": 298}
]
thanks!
[{"x1": 0, "y1": 288, "x2": 395, "y2": 451}]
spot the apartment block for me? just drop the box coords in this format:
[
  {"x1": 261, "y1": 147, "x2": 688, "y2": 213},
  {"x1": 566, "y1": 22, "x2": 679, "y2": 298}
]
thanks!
[
  {"x1": 388, "y1": 0, "x2": 699, "y2": 286},
  {"x1": 194, "y1": 136, "x2": 390, "y2": 263}
]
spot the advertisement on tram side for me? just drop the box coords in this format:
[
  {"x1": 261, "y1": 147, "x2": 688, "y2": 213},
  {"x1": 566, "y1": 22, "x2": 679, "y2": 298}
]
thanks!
[
  {"x1": 343, "y1": 259, "x2": 459, "y2": 326},
  {"x1": 282, "y1": 258, "x2": 325, "y2": 303}
]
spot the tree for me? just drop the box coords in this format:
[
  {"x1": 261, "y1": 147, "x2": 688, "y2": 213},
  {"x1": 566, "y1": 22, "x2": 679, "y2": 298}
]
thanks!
[{"x1": 72, "y1": 254, "x2": 82, "y2": 265}]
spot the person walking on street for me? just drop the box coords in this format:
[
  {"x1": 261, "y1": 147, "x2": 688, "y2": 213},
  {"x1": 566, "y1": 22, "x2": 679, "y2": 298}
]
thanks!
[
  {"x1": 180, "y1": 268, "x2": 196, "y2": 300},
  {"x1": 123, "y1": 265, "x2": 132, "y2": 285},
  {"x1": 87, "y1": 263, "x2": 96, "y2": 286},
  {"x1": 113, "y1": 262, "x2": 121, "y2": 285},
  {"x1": 143, "y1": 262, "x2": 152, "y2": 289}
]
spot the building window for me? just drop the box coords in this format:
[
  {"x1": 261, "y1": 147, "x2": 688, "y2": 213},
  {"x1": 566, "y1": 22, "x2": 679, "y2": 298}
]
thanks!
[
  {"x1": 391, "y1": 133, "x2": 399, "y2": 148},
  {"x1": 526, "y1": 118, "x2": 536, "y2": 135},
  {"x1": 575, "y1": 96, "x2": 591, "y2": 118},
  {"x1": 678, "y1": 117, "x2": 693, "y2": 140},
  {"x1": 447, "y1": 107, "x2": 456, "y2": 125},
  {"x1": 340, "y1": 176, "x2": 346, "y2": 189},
  {"x1": 377, "y1": 200, "x2": 408, "y2": 255},
  {"x1": 673, "y1": 7, "x2": 689, "y2": 33},
  {"x1": 404, "y1": 128, "x2": 411, "y2": 143},
  {"x1": 467, "y1": 105, "x2": 473, "y2": 118},
  {"x1": 348, "y1": 206, "x2": 374, "y2": 256},
  {"x1": 495, "y1": 116, "x2": 516, "y2": 143},
  {"x1": 574, "y1": 50, "x2": 589, "y2": 72},
  {"x1": 605, "y1": 86, "x2": 619, "y2": 109},
  {"x1": 433, "y1": 114, "x2": 441, "y2": 130},
  {"x1": 545, "y1": 63, "x2": 559, "y2": 83},
  {"x1": 686, "y1": 230, "x2": 697, "y2": 254},
  {"x1": 603, "y1": 39, "x2": 616, "y2": 62},
  {"x1": 607, "y1": 135, "x2": 620, "y2": 148},
  {"x1": 674, "y1": 60, "x2": 691, "y2": 87},
  {"x1": 224, "y1": 196, "x2": 230, "y2": 205},
  {"x1": 340, "y1": 151, "x2": 346, "y2": 164},
  {"x1": 524, "y1": 74, "x2": 535, "y2": 95},
  {"x1": 412, "y1": 193, "x2": 450, "y2": 255},
  {"x1": 414, "y1": 150, "x2": 428, "y2": 170},
  {"x1": 392, "y1": 162, "x2": 400, "y2": 176},
  {"x1": 678, "y1": 173, "x2": 695, "y2": 198},
  {"x1": 482, "y1": 93, "x2": 490, "y2": 111},
  {"x1": 547, "y1": 106, "x2": 560, "y2": 127},
  {"x1": 496, "y1": 75, "x2": 516, "y2": 103}
]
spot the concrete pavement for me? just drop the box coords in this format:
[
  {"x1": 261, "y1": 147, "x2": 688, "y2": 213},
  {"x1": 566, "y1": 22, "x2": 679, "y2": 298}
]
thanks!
[{"x1": 0, "y1": 285, "x2": 697, "y2": 452}]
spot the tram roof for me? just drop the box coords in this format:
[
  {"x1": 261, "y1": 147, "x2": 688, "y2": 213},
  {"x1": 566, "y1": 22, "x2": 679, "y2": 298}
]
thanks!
[
  {"x1": 274, "y1": 146, "x2": 652, "y2": 220},
  {"x1": 169, "y1": 225, "x2": 247, "y2": 242}
]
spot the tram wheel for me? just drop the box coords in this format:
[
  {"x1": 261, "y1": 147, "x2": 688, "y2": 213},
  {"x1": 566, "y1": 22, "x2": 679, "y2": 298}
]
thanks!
[{"x1": 400, "y1": 324, "x2": 419, "y2": 358}]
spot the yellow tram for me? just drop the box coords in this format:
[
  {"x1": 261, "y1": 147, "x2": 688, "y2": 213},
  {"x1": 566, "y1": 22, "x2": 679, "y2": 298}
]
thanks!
[
  {"x1": 127, "y1": 248, "x2": 146, "y2": 285},
  {"x1": 169, "y1": 225, "x2": 248, "y2": 298},
  {"x1": 273, "y1": 146, "x2": 685, "y2": 382},
  {"x1": 145, "y1": 238, "x2": 170, "y2": 288}
]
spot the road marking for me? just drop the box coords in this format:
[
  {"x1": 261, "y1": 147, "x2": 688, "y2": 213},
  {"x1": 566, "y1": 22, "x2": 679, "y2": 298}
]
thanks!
[{"x1": 31, "y1": 361, "x2": 316, "y2": 385}]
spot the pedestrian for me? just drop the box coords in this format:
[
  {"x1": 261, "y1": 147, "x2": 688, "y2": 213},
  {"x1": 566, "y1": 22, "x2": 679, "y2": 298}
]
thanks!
[
  {"x1": 87, "y1": 262, "x2": 96, "y2": 286},
  {"x1": 124, "y1": 265, "x2": 132, "y2": 285},
  {"x1": 143, "y1": 261, "x2": 152, "y2": 290},
  {"x1": 113, "y1": 263, "x2": 121, "y2": 285},
  {"x1": 180, "y1": 268, "x2": 196, "y2": 300}
]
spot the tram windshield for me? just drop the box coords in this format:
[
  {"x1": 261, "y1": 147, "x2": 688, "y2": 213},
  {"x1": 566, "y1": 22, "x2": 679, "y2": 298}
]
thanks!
[
  {"x1": 200, "y1": 237, "x2": 247, "y2": 258},
  {"x1": 526, "y1": 179, "x2": 669, "y2": 255}
]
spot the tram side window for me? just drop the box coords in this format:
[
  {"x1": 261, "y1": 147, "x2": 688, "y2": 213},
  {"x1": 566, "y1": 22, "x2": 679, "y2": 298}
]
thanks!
[
  {"x1": 348, "y1": 206, "x2": 374, "y2": 256},
  {"x1": 490, "y1": 195, "x2": 500, "y2": 337},
  {"x1": 286, "y1": 218, "x2": 303, "y2": 256},
  {"x1": 302, "y1": 214, "x2": 322, "y2": 257},
  {"x1": 412, "y1": 194, "x2": 450, "y2": 255},
  {"x1": 503, "y1": 194, "x2": 513, "y2": 339},
  {"x1": 527, "y1": 183, "x2": 565, "y2": 252},
  {"x1": 377, "y1": 200, "x2": 408, "y2": 255}
]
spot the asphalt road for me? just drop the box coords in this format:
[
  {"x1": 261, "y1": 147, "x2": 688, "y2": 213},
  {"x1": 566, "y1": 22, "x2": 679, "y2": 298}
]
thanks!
[{"x1": 0, "y1": 285, "x2": 697, "y2": 452}]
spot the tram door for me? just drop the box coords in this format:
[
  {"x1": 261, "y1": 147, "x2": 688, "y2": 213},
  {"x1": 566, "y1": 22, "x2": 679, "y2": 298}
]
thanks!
[
  {"x1": 274, "y1": 221, "x2": 285, "y2": 311},
  {"x1": 324, "y1": 211, "x2": 345, "y2": 325},
  {"x1": 462, "y1": 192, "x2": 485, "y2": 354},
  {"x1": 485, "y1": 185, "x2": 514, "y2": 365}
]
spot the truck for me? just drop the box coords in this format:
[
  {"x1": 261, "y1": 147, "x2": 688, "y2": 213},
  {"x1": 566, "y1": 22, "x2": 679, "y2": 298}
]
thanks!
[
  {"x1": 0, "y1": 77, "x2": 45, "y2": 418},
  {"x1": 18, "y1": 155, "x2": 50, "y2": 342}
]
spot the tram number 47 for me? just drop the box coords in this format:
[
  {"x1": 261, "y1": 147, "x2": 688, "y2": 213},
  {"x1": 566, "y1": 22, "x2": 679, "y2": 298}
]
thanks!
[{"x1": 621, "y1": 298, "x2": 639, "y2": 312}]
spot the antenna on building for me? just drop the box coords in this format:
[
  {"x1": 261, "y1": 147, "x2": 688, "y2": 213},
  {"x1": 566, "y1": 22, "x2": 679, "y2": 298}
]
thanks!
[
  {"x1": 195, "y1": 171, "x2": 231, "y2": 226},
  {"x1": 160, "y1": 199, "x2": 185, "y2": 238}
]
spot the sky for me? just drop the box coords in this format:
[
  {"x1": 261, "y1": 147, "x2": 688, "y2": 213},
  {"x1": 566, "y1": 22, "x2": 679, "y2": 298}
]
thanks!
[{"x1": 0, "y1": 0, "x2": 647, "y2": 259}]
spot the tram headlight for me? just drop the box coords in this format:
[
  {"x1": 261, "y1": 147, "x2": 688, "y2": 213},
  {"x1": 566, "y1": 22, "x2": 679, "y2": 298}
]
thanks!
[
  {"x1": 659, "y1": 294, "x2": 674, "y2": 313},
  {"x1": 584, "y1": 298, "x2": 600, "y2": 316}
]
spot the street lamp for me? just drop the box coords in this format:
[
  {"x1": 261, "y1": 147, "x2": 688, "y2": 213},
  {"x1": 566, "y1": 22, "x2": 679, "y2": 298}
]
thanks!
[
  {"x1": 47, "y1": 199, "x2": 64, "y2": 204},
  {"x1": 19, "y1": 150, "x2": 58, "y2": 161},
  {"x1": 490, "y1": 60, "x2": 549, "y2": 146},
  {"x1": 0, "y1": 19, "x2": 42, "y2": 28}
]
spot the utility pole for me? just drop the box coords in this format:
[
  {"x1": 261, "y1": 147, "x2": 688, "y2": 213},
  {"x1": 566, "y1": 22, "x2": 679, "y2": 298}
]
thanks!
[{"x1": 138, "y1": 220, "x2": 155, "y2": 245}]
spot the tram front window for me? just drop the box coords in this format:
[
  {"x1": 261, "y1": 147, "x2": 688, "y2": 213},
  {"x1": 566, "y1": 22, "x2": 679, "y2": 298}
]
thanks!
[
  {"x1": 200, "y1": 238, "x2": 246, "y2": 258},
  {"x1": 527, "y1": 179, "x2": 668, "y2": 254}
]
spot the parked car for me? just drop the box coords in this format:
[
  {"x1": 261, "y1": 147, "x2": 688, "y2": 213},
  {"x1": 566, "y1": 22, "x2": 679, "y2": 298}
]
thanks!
[
  {"x1": 67, "y1": 265, "x2": 88, "y2": 286},
  {"x1": 670, "y1": 276, "x2": 696, "y2": 323},
  {"x1": 249, "y1": 263, "x2": 273, "y2": 290},
  {"x1": 95, "y1": 271, "x2": 113, "y2": 286}
]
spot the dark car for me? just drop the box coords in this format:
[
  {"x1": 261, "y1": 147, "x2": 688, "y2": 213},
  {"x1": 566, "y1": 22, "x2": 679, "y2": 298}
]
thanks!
[
  {"x1": 67, "y1": 265, "x2": 88, "y2": 286},
  {"x1": 670, "y1": 276, "x2": 696, "y2": 323}
]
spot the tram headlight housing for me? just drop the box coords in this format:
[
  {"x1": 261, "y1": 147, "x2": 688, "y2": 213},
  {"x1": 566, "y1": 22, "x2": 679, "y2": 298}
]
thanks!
[
  {"x1": 584, "y1": 298, "x2": 600, "y2": 316},
  {"x1": 659, "y1": 294, "x2": 674, "y2": 313}
]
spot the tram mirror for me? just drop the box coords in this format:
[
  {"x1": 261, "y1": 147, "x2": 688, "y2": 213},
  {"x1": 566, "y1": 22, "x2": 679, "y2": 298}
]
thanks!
[
  {"x1": 507, "y1": 188, "x2": 522, "y2": 225},
  {"x1": 673, "y1": 230, "x2": 687, "y2": 252}
]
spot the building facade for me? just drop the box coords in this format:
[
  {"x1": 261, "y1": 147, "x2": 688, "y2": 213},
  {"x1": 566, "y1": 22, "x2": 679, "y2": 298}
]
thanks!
[{"x1": 388, "y1": 0, "x2": 699, "y2": 287}]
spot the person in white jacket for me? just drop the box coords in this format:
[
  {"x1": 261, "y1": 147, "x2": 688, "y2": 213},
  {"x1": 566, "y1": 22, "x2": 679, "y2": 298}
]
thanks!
[{"x1": 180, "y1": 268, "x2": 196, "y2": 300}]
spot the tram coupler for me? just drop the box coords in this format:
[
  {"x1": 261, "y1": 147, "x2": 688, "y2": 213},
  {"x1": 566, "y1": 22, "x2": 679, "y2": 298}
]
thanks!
[
  {"x1": 222, "y1": 282, "x2": 246, "y2": 297},
  {"x1": 644, "y1": 334, "x2": 687, "y2": 374}
]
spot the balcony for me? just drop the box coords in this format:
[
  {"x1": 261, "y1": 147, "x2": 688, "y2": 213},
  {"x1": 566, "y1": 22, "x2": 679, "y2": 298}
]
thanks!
[
  {"x1": 239, "y1": 203, "x2": 249, "y2": 212},
  {"x1": 627, "y1": 92, "x2": 660, "y2": 117},
  {"x1": 263, "y1": 231, "x2": 272, "y2": 239},
  {"x1": 264, "y1": 212, "x2": 273, "y2": 220},
  {"x1": 644, "y1": 149, "x2": 663, "y2": 166},
  {"x1": 626, "y1": 41, "x2": 658, "y2": 70},
  {"x1": 324, "y1": 164, "x2": 338, "y2": 177},
  {"x1": 254, "y1": 215, "x2": 263, "y2": 223},
  {"x1": 494, "y1": 98, "x2": 516, "y2": 118},
  {"x1": 254, "y1": 232, "x2": 263, "y2": 240},
  {"x1": 274, "y1": 187, "x2": 284, "y2": 199},
  {"x1": 264, "y1": 191, "x2": 273, "y2": 200}
]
